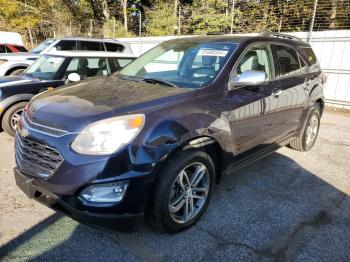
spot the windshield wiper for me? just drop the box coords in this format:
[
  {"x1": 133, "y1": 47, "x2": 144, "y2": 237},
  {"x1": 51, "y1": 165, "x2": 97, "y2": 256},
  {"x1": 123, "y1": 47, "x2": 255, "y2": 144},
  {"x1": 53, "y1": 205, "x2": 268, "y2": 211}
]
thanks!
[{"x1": 142, "y1": 77, "x2": 178, "y2": 87}]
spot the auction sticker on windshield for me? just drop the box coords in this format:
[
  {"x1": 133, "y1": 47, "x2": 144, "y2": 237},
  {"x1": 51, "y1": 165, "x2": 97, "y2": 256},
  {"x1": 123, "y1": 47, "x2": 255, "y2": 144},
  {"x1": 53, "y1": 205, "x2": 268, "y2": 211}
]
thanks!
[{"x1": 197, "y1": 49, "x2": 228, "y2": 57}]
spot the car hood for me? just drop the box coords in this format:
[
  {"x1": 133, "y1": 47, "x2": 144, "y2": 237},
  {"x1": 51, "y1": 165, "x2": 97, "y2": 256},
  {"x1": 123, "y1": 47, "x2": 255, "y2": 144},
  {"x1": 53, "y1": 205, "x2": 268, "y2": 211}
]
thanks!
[
  {"x1": 0, "y1": 75, "x2": 40, "y2": 88},
  {"x1": 27, "y1": 75, "x2": 196, "y2": 132},
  {"x1": 0, "y1": 52, "x2": 39, "y2": 61}
]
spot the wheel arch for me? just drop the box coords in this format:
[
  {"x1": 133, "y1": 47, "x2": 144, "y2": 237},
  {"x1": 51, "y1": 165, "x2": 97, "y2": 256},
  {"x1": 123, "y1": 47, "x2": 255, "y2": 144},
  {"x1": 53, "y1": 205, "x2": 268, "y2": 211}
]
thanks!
[
  {"x1": 0, "y1": 94, "x2": 33, "y2": 131},
  {"x1": 5, "y1": 65, "x2": 29, "y2": 76},
  {"x1": 149, "y1": 135, "x2": 225, "y2": 185},
  {"x1": 308, "y1": 84, "x2": 324, "y2": 114}
]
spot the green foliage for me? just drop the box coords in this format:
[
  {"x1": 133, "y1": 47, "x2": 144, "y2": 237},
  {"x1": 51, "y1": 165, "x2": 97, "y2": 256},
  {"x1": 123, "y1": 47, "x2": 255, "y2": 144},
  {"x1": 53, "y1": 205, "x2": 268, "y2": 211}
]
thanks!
[
  {"x1": 186, "y1": 0, "x2": 231, "y2": 34},
  {"x1": 145, "y1": 2, "x2": 176, "y2": 36},
  {"x1": 0, "y1": 0, "x2": 40, "y2": 31},
  {"x1": 103, "y1": 19, "x2": 135, "y2": 37},
  {"x1": 0, "y1": 0, "x2": 349, "y2": 47}
]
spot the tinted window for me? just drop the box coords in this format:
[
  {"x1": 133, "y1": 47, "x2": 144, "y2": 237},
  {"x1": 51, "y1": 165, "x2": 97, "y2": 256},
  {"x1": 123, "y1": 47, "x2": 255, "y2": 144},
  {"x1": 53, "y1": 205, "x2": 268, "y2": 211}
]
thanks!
[
  {"x1": 79, "y1": 41, "x2": 102, "y2": 51},
  {"x1": 108, "y1": 58, "x2": 134, "y2": 72},
  {"x1": 0, "y1": 45, "x2": 6, "y2": 53},
  {"x1": 235, "y1": 45, "x2": 272, "y2": 80},
  {"x1": 63, "y1": 57, "x2": 109, "y2": 79},
  {"x1": 16, "y1": 46, "x2": 27, "y2": 52},
  {"x1": 105, "y1": 43, "x2": 124, "y2": 52},
  {"x1": 5, "y1": 46, "x2": 12, "y2": 53},
  {"x1": 302, "y1": 47, "x2": 318, "y2": 66},
  {"x1": 275, "y1": 45, "x2": 300, "y2": 76},
  {"x1": 55, "y1": 40, "x2": 76, "y2": 51}
]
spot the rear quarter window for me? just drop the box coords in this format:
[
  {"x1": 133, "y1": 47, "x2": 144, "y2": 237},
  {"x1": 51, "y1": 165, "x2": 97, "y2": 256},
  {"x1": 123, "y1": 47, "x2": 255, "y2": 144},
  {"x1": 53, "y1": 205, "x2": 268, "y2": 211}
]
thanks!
[
  {"x1": 105, "y1": 43, "x2": 124, "y2": 52},
  {"x1": 55, "y1": 40, "x2": 77, "y2": 51},
  {"x1": 16, "y1": 46, "x2": 28, "y2": 52},
  {"x1": 301, "y1": 47, "x2": 318, "y2": 66}
]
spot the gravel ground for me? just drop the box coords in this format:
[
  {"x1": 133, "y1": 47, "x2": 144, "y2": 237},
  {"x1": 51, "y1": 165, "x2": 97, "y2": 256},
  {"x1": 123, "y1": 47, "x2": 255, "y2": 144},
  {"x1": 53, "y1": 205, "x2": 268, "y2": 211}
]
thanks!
[{"x1": 1, "y1": 110, "x2": 350, "y2": 261}]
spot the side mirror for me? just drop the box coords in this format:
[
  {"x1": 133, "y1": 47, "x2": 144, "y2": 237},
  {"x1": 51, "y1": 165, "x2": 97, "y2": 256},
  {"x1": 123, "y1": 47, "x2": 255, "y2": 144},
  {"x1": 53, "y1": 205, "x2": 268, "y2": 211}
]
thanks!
[
  {"x1": 230, "y1": 70, "x2": 266, "y2": 89},
  {"x1": 67, "y1": 73, "x2": 81, "y2": 83}
]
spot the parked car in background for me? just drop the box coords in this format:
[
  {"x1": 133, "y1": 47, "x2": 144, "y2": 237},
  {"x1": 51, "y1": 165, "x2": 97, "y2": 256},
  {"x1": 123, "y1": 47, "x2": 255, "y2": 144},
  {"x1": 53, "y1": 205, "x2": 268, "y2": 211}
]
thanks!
[
  {"x1": 0, "y1": 37, "x2": 133, "y2": 76},
  {"x1": 14, "y1": 33, "x2": 324, "y2": 232},
  {"x1": 0, "y1": 44, "x2": 27, "y2": 53},
  {"x1": 0, "y1": 51, "x2": 135, "y2": 136},
  {"x1": 0, "y1": 31, "x2": 25, "y2": 46}
]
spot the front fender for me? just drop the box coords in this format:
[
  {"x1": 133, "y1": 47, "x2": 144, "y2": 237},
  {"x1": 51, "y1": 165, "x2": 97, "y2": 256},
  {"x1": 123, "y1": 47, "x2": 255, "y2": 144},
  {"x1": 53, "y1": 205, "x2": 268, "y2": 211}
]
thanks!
[
  {"x1": 0, "y1": 93, "x2": 33, "y2": 117},
  {"x1": 133, "y1": 110, "x2": 232, "y2": 165},
  {"x1": 3, "y1": 62, "x2": 31, "y2": 75}
]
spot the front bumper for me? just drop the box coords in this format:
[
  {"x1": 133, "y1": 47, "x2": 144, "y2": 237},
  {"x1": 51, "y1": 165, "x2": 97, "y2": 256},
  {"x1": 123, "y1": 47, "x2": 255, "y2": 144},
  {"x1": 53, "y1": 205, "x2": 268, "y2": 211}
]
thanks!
[{"x1": 14, "y1": 167, "x2": 147, "y2": 230}]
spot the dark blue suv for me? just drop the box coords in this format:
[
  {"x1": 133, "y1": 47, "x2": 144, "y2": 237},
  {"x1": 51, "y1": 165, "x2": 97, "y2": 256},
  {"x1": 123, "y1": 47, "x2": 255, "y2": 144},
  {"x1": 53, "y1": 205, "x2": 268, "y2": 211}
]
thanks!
[{"x1": 14, "y1": 33, "x2": 325, "y2": 232}]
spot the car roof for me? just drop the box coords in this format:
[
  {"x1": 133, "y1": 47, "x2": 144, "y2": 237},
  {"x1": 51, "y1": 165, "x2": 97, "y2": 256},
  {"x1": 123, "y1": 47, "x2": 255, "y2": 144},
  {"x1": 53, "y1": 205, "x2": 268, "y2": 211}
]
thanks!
[
  {"x1": 50, "y1": 37, "x2": 126, "y2": 44},
  {"x1": 45, "y1": 51, "x2": 136, "y2": 58},
  {"x1": 0, "y1": 43, "x2": 24, "y2": 46},
  {"x1": 164, "y1": 34, "x2": 311, "y2": 48}
]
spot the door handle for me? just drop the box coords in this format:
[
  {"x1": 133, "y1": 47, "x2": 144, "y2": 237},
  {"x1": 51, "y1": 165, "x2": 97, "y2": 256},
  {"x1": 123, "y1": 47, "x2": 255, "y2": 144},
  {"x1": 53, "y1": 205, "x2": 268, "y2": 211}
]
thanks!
[
  {"x1": 272, "y1": 89, "x2": 282, "y2": 97},
  {"x1": 305, "y1": 79, "x2": 312, "y2": 85}
]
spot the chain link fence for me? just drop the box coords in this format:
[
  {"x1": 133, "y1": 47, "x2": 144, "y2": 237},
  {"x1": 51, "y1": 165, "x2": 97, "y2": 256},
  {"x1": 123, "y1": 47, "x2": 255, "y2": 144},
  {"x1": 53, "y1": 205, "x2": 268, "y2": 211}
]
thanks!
[{"x1": 47, "y1": 0, "x2": 350, "y2": 40}]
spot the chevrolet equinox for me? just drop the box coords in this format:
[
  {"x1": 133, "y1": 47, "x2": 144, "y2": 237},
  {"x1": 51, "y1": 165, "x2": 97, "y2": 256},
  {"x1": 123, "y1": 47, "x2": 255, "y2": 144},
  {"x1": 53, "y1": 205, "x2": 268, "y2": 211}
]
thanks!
[{"x1": 14, "y1": 33, "x2": 325, "y2": 233}]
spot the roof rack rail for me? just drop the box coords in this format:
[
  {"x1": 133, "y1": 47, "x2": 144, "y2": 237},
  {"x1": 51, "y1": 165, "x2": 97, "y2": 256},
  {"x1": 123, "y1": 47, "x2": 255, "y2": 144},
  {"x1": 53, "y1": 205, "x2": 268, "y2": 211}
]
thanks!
[{"x1": 259, "y1": 32, "x2": 303, "y2": 42}]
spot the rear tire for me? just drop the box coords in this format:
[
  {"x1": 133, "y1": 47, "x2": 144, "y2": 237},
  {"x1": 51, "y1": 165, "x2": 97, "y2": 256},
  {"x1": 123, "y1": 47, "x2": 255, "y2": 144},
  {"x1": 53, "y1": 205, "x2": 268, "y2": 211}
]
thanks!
[
  {"x1": 1, "y1": 102, "x2": 27, "y2": 137},
  {"x1": 8, "y1": 68, "x2": 26, "y2": 76},
  {"x1": 149, "y1": 149, "x2": 215, "y2": 233},
  {"x1": 290, "y1": 103, "x2": 320, "y2": 152}
]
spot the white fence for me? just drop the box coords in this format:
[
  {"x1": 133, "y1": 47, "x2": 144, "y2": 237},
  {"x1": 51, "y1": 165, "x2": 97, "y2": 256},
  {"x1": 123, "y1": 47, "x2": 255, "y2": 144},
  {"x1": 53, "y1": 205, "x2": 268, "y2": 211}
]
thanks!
[{"x1": 117, "y1": 30, "x2": 350, "y2": 109}]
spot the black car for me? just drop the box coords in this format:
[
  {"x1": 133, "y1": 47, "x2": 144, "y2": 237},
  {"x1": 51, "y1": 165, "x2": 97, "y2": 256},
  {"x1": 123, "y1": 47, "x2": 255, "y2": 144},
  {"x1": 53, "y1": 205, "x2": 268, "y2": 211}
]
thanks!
[
  {"x1": 14, "y1": 33, "x2": 325, "y2": 232},
  {"x1": 0, "y1": 51, "x2": 135, "y2": 136}
]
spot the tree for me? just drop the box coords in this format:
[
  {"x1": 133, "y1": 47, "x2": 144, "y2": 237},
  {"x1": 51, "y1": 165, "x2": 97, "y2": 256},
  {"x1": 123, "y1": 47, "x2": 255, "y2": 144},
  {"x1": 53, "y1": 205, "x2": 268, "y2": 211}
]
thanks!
[
  {"x1": 120, "y1": 0, "x2": 128, "y2": 31},
  {"x1": 145, "y1": 2, "x2": 175, "y2": 36}
]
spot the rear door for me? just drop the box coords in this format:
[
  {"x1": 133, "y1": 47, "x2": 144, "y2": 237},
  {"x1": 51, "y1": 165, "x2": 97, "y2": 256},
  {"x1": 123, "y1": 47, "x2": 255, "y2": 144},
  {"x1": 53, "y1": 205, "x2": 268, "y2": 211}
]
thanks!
[{"x1": 269, "y1": 44, "x2": 308, "y2": 137}]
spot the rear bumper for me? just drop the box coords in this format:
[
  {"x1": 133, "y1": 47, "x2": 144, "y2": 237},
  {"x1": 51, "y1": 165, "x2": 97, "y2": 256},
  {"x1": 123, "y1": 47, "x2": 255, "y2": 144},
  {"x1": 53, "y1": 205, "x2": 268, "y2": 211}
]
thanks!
[{"x1": 14, "y1": 167, "x2": 145, "y2": 231}]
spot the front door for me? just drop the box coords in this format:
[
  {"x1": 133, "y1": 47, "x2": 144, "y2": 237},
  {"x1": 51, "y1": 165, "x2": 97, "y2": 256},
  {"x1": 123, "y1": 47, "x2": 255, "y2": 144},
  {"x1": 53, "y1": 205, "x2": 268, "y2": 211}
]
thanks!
[{"x1": 227, "y1": 43, "x2": 280, "y2": 154}]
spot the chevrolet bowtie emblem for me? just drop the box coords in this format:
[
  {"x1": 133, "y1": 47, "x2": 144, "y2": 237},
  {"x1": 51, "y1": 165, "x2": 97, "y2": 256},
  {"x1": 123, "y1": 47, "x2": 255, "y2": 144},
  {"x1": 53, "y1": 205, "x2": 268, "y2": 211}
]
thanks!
[{"x1": 18, "y1": 126, "x2": 29, "y2": 138}]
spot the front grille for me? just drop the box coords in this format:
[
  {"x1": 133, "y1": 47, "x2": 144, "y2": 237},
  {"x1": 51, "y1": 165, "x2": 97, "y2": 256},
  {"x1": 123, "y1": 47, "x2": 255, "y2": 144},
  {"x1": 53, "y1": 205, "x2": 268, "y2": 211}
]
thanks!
[{"x1": 15, "y1": 135, "x2": 63, "y2": 178}]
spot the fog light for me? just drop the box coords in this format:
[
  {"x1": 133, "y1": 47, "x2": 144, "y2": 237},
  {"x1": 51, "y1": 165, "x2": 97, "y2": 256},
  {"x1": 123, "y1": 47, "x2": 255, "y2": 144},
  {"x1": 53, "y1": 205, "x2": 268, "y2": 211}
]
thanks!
[{"x1": 79, "y1": 181, "x2": 129, "y2": 205}]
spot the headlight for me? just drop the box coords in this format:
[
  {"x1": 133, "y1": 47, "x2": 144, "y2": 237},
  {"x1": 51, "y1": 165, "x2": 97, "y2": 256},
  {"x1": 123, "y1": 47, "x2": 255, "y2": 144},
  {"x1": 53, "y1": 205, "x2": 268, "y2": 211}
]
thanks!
[
  {"x1": 79, "y1": 181, "x2": 129, "y2": 205},
  {"x1": 71, "y1": 114, "x2": 145, "y2": 155},
  {"x1": 0, "y1": 59, "x2": 8, "y2": 65}
]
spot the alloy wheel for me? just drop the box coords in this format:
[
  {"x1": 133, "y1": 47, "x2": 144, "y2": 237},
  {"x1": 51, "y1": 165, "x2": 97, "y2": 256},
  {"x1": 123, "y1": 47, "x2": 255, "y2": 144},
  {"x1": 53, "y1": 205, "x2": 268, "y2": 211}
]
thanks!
[
  {"x1": 305, "y1": 114, "x2": 319, "y2": 146},
  {"x1": 168, "y1": 162, "x2": 210, "y2": 224},
  {"x1": 10, "y1": 108, "x2": 23, "y2": 131}
]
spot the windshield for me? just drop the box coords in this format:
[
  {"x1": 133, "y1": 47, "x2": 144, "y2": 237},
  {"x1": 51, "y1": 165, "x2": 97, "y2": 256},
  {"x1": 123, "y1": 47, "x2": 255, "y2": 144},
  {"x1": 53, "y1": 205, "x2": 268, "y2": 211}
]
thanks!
[
  {"x1": 23, "y1": 55, "x2": 65, "y2": 80},
  {"x1": 30, "y1": 39, "x2": 55, "y2": 54},
  {"x1": 120, "y1": 41, "x2": 238, "y2": 88}
]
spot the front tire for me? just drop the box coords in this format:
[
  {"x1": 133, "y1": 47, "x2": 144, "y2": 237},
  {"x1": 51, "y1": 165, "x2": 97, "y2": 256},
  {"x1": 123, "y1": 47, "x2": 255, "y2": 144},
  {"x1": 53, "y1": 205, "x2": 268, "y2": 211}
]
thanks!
[
  {"x1": 290, "y1": 103, "x2": 321, "y2": 151},
  {"x1": 9, "y1": 68, "x2": 25, "y2": 76},
  {"x1": 1, "y1": 102, "x2": 27, "y2": 137},
  {"x1": 150, "y1": 149, "x2": 215, "y2": 233}
]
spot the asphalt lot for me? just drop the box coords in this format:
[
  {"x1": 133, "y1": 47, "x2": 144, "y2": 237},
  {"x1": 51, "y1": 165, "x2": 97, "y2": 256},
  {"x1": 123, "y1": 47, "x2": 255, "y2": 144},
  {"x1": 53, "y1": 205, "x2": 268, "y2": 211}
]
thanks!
[{"x1": 1, "y1": 109, "x2": 350, "y2": 261}]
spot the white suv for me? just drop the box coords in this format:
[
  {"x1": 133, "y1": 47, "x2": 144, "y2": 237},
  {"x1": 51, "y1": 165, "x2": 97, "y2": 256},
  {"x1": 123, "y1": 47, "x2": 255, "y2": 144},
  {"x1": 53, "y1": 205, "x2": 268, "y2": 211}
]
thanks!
[{"x1": 0, "y1": 38, "x2": 133, "y2": 76}]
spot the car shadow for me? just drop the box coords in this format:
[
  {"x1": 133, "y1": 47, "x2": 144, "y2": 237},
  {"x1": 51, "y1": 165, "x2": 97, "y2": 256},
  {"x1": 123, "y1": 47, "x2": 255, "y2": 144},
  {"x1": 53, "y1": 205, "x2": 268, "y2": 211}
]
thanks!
[{"x1": 1, "y1": 152, "x2": 350, "y2": 261}]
